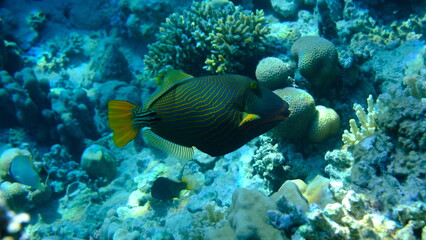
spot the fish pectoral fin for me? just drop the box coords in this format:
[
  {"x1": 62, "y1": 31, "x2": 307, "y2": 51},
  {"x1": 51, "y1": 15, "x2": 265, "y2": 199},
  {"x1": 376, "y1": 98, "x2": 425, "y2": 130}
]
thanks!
[
  {"x1": 142, "y1": 128, "x2": 194, "y2": 161},
  {"x1": 238, "y1": 112, "x2": 261, "y2": 127},
  {"x1": 108, "y1": 100, "x2": 139, "y2": 147}
]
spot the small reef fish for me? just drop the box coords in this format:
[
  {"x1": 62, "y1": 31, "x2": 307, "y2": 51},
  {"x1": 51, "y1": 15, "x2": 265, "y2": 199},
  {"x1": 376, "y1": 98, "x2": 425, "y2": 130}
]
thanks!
[
  {"x1": 151, "y1": 177, "x2": 188, "y2": 200},
  {"x1": 108, "y1": 70, "x2": 290, "y2": 159}
]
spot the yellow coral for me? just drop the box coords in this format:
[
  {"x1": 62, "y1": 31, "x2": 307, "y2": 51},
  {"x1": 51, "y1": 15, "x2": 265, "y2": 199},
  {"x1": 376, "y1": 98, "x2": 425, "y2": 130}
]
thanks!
[
  {"x1": 342, "y1": 95, "x2": 379, "y2": 147},
  {"x1": 272, "y1": 87, "x2": 316, "y2": 139},
  {"x1": 308, "y1": 105, "x2": 340, "y2": 143},
  {"x1": 255, "y1": 57, "x2": 296, "y2": 90},
  {"x1": 291, "y1": 36, "x2": 338, "y2": 93}
]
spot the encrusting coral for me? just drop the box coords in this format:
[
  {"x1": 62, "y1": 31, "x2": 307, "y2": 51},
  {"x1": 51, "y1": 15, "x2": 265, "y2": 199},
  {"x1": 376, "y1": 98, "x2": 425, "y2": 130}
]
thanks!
[{"x1": 144, "y1": 0, "x2": 269, "y2": 75}]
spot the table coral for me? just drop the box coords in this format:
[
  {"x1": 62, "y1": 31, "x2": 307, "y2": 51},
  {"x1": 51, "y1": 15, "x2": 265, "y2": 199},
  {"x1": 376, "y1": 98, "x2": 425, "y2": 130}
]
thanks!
[{"x1": 144, "y1": 0, "x2": 269, "y2": 75}]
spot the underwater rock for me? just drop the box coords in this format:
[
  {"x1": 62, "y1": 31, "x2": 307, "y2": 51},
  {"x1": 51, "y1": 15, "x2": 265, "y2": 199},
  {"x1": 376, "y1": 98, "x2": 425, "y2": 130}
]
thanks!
[
  {"x1": 81, "y1": 144, "x2": 117, "y2": 181},
  {"x1": 271, "y1": 0, "x2": 315, "y2": 20},
  {"x1": 268, "y1": 196, "x2": 307, "y2": 237},
  {"x1": 208, "y1": 188, "x2": 286, "y2": 240},
  {"x1": 90, "y1": 42, "x2": 132, "y2": 83}
]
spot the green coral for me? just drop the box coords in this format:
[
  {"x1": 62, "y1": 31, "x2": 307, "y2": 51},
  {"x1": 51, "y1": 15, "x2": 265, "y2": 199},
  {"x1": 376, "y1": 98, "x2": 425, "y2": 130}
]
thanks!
[
  {"x1": 272, "y1": 87, "x2": 316, "y2": 139},
  {"x1": 144, "y1": 0, "x2": 269, "y2": 75},
  {"x1": 291, "y1": 36, "x2": 338, "y2": 93}
]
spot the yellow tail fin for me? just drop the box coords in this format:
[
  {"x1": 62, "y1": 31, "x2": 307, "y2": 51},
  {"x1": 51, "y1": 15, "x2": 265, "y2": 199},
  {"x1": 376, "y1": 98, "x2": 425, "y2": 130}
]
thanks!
[{"x1": 108, "y1": 100, "x2": 138, "y2": 147}]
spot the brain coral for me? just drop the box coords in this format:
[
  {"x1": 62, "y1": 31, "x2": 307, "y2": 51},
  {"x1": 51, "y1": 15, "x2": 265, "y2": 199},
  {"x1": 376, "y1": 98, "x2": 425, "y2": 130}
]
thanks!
[
  {"x1": 255, "y1": 57, "x2": 296, "y2": 90},
  {"x1": 144, "y1": 0, "x2": 269, "y2": 75},
  {"x1": 272, "y1": 87, "x2": 316, "y2": 139},
  {"x1": 291, "y1": 36, "x2": 338, "y2": 93},
  {"x1": 308, "y1": 105, "x2": 340, "y2": 143}
]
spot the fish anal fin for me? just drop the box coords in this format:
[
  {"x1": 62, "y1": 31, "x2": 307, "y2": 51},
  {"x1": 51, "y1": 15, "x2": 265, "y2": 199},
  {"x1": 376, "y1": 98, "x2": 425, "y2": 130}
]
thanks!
[
  {"x1": 142, "y1": 128, "x2": 194, "y2": 161},
  {"x1": 239, "y1": 112, "x2": 261, "y2": 127}
]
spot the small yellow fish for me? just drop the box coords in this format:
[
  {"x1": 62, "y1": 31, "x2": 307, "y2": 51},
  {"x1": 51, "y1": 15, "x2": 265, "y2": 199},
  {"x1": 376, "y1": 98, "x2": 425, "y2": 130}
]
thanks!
[{"x1": 108, "y1": 71, "x2": 290, "y2": 159}]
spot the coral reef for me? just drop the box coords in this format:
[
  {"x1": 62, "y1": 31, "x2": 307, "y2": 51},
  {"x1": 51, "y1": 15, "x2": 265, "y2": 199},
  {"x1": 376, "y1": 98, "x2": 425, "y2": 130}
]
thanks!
[
  {"x1": 255, "y1": 57, "x2": 296, "y2": 90},
  {"x1": 342, "y1": 95, "x2": 379, "y2": 147},
  {"x1": 308, "y1": 105, "x2": 340, "y2": 143},
  {"x1": 42, "y1": 144, "x2": 88, "y2": 194},
  {"x1": 271, "y1": 0, "x2": 315, "y2": 20},
  {"x1": 0, "y1": 199, "x2": 30, "y2": 240},
  {"x1": 89, "y1": 41, "x2": 132, "y2": 83},
  {"x1": 272, "y1": 87, "x2": 316, "y2": 139},
  {"x1": 206, "y1": 188, "x2": 286, "y2": 240},
  {"x1": 291, "y1": 36, "x2": 339, "y2": 94},
  {"x1": 49, "y1": 88, "x2": 101, "y2": 156},
  {"x1": 0, "y1": 69, "x2": 57, "y2": 144},
  {"x1": 81, "y1": 144, "x2": 117, "y2": 182},
  {"x1": 144, "y1": 0, "x2": 270, "y2": 75},
  {"x1": 117, "y1": 0, "x2": 192, "y2": 40},
  {"x1": 0, "y1": 0, "x2": 424, "y2": 239}
]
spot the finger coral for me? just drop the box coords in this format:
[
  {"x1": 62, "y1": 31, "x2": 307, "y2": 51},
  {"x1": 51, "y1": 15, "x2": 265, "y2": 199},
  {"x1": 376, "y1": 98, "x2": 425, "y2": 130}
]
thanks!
[
  {"x1": 144, "y1": 0, "x2": 269, "y2": 75},
  {"x1": 342, "y1": 95, "x2": 379, "y2": 147}
]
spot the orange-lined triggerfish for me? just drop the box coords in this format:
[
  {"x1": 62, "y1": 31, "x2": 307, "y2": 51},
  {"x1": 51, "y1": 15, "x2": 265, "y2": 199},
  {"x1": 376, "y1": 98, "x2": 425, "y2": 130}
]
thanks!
[{"x1": 107, "y1": 70, "x2": 290, "y2": 159}]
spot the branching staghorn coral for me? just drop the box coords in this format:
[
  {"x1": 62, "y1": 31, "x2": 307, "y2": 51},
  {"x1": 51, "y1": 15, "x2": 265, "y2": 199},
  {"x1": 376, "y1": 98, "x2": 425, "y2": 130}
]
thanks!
[
  {"x1": 342, "y1": 95, "x2": 380, "y2": 147},
  {"x1": 144, "y1": 0, "x2": 269, "y2": 76}
]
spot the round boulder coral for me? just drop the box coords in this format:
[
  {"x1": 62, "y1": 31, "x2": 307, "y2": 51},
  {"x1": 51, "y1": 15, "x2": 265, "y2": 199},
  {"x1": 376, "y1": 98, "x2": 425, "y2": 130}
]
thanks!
[
  {"x1": 272, "y1": 87, "x2": 316, "y2": 139},
  {"x1": 291, "y1": 36, "x2": 338, "y2": 93},
  {"x1": 255, "y1": 57, "x2": 296, "y2": 90},
  {"x1": 308, "y1": 105, "x2": 340, "y2": 143},
  {"x1": 81, "y1": 144, "x2": 117, "y2": 181}
]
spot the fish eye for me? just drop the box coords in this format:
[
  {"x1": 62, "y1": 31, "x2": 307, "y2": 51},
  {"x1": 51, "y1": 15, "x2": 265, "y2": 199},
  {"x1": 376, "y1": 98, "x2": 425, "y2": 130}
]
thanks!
[{"x1": 250, "y1": 82, "x2": 258, "y2": 89}]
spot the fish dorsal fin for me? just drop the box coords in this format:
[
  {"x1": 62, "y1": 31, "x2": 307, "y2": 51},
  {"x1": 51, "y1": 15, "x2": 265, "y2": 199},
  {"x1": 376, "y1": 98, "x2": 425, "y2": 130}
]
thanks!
[
  {"x1": 238, "y1": 112, "x2": 261, "y2": 127},
  {"x1": 145, "y1": 70, "x2": 194, "y2": 108},
  {"x1": 142, "y1": 127, "x2": 194, "y2": 161}
]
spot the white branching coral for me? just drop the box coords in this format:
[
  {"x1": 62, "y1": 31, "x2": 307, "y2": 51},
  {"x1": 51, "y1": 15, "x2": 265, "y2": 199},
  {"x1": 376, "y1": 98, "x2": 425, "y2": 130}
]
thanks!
[{"x1": 342, "y1": 95, "x2": 380, "y2": 146}]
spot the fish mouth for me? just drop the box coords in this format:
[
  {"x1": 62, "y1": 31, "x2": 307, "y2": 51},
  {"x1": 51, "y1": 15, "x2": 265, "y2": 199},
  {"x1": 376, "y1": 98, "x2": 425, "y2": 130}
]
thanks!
[
  {"x1": 262, "y1": 102, "x2": 290, "y2": 125},
  {"x1": 271, "y1": 102, "x2": 290, "y2": 122}
]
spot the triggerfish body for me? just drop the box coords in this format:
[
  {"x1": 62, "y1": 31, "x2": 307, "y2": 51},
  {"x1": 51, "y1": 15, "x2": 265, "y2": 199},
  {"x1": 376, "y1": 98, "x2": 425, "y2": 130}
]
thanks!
[{"x1": 108, "y1": 70, "x2": 290, "y2": 159}]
